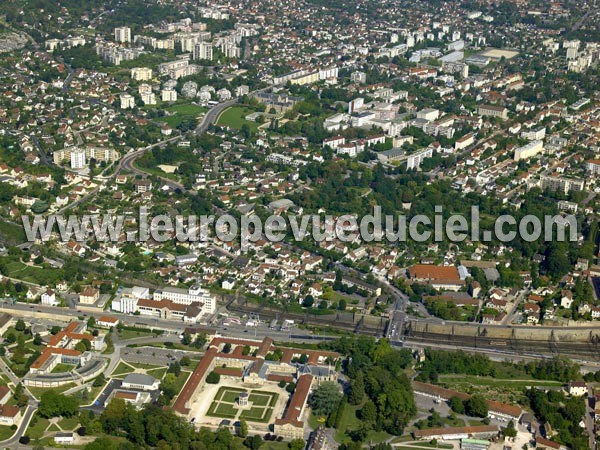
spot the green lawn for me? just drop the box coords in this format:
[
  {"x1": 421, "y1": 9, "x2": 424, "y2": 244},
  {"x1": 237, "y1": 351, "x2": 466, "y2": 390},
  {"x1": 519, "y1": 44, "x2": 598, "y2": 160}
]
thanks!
[
  {"x1": 249, "y1": 391, "x2": 278, "y2": 407},
  {"x1": 147, "y1": 367, "x2": 167, "y2": 379},
  {"x1": 208, "y1": 401, "x2": 238, "y2": 418},
  {"x1": 117, "y1": 329, "x2": 156, "y2": 340},
  {"x1": 334, "y1": 403, "x2": 361, "y2": 442},
  {"x1": 216, "y1": 106, "x2": 259, "y2": 131},
  {"x1": 0, "y1": 425, "x2": 15, "y2": 441},
  {"x1": 239, "y1": 405, "x2": 273, "y2": 423},
  {"x1": 206, "y1": 387, "x2": 276, "y2": 422},
  {"x1": 0, "y1": 259, "x2": 64, "y2": 285},
  {"x1": 0, "y1": 219, "x2": 26, "y2": 244},
  {"x1": 57, "y1": 416, "x2": 80, "y2": 431},
  {"x1": 260, "y1": 441, "x2": 290, "y2": 450},
  {"x1": 28, "y1": 383, "x2": 76, "y2": 399},
  {"x1": 51, "y1": 363, "x2": 76, "y2": 374},
  {"x1": 159, "y1": 103, "x2": 206, "y2": 128},
  {"x1": 437, "y1": 374, "x2": 563, "y2": 403},
  {"x1": 111, "y1": 362, "x2": 134, "y2": 377},
  {"x1": 26, "y1": 414, "x2": 50, "y2": 439}
]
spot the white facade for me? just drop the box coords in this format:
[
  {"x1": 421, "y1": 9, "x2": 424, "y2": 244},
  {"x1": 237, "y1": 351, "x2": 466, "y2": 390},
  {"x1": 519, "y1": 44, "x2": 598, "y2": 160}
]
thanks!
[
  {"x1": 70, "y1": 149, "x2": 86, "y2": 169},
  {"x1": 131, "y1": 67, "x2": 153, "y2": 81},
  {"x1": 120, "y1": 93, "x2": 135, "y2": 109},
  {"x1": 514, "y1": 140, "x2": 543, "y2": 161},
  {"x1": 153, "y1": 286, "x2": 216, "y2": 315},
  {"x1": 194, "y1": 42, "x2": 213, "y2": 60},
  {"x1": 407, "y1": 147, "x2": 434, "y2": 170},
  {"x1": 162, "y1": 89, "x2": 178, "y2": 102},
  {"x1": 114, "y1": 27, "x2": 131, "y2": 43}
]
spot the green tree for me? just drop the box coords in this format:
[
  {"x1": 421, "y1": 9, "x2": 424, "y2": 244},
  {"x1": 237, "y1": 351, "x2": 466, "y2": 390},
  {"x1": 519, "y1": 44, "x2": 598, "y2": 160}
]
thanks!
[
  {"x1": 308, "y1": 382, "x2": 343, "y2": 417},
  {"x1": 39, "y1": 391, "x2": 79, "y2": 418},
  {"x1": 449, "y1": 396, "x2": 465, "y2": 414},
  {"x1": 505, "y1": 420, "x2": 517, "y2": 438},
  {"x1": 206, "y1": 371, "x2": 220, "y2": 384},
  {"x1": 348, "y1": 372, "x2": 365, "y2": 405},
  {"x1": 15, "y1": 319, "x2": 26, "y2": 332},
  {"x1": 289, "y1": 439, "x2": 306, "y2": 450},
  {"x1": 360, "y1": 400, "x2": 377, "y2": 423},
  {"x1": 238, "y1": 419, "x2": 248, "y2": 438},
  {"x1": 93, "y1": 373, "x2": 106, "y2": 388},
  {"x1": 464, "y1": 394, "x2": 488, "y2": 418}
]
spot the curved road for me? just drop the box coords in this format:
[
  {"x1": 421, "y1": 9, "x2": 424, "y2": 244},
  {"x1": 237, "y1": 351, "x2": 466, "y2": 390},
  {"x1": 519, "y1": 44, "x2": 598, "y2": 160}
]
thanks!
[{"x1": 118, "y1": 98, "x2": 239, "y2": 191}]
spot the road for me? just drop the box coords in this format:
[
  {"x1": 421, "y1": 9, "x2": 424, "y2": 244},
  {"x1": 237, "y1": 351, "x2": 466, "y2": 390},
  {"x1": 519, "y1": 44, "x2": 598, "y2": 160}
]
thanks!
[
  {"x1": 0, "y1": 299, "x2": 337, "y2": 344},
  {"x1": 585, "y1": 383, "x2": 597, "y2": 450},
  {"x1": 0, "y1": 358, "x2": 38, "y2": 449}
]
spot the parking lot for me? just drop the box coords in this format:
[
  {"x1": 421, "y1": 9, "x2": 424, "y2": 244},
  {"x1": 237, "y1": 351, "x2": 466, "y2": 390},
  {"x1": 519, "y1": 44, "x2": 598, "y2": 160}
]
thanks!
[{"x1": 120, "y1": 346, "x2": 201, "y2": 366}]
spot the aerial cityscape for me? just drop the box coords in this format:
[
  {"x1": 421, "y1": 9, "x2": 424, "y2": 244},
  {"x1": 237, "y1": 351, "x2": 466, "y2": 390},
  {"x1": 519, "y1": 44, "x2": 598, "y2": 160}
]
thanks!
[{"x1": 0, "y1": 0, "x2": 599, "y2": 449}]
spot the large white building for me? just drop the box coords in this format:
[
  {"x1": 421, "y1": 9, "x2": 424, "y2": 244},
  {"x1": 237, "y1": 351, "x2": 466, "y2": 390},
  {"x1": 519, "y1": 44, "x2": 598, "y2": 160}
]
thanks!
[
  {"x1": 162, "y1": 89, "x2": 178, "y2": 102},
  {"x1": 70, "y1": 148, "x2": 86, "y2": 169},
  {"x1": 407, "y1": 147, "x2": 434, "y2": 170},
  {"x1": 120, "y1": 93, "x2": 135, "y2": 109},
  {"x1": 111, "y1": 286, "x2": 149, "y2": 314},
  {"x1": 131, "y1": 67, "x2": 153, "y2": 81},
  {"x1": 514, "y1": 140, "x2": 543, "y2": 161},
  {"x1": 153, "y1": 286, "x2": 216, "y2": 315},
  {"x1": 114, "y1": 27, "x2": 132, "y2": 43},
  {"x1": 193, "y1": 42, "x2": 213, "y2": 60},
  {"x1": 586, "y1": 160, "x2": 600, "y2": 175}
]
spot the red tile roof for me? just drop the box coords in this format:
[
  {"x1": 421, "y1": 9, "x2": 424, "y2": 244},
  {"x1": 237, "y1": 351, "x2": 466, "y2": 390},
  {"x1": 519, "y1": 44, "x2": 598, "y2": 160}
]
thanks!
[
  {"x1": 413, "y1": 425, "x2": 499, "y2": 438},
  {"x1": 275, "y1": 374, "x2": 313, "y2": 427},
  {"x1": 0, "y1": 404, "x2": 20, "y2": 418},
  {"x1": 409, "y1": 265, "x2": 461, "y2": 282}
]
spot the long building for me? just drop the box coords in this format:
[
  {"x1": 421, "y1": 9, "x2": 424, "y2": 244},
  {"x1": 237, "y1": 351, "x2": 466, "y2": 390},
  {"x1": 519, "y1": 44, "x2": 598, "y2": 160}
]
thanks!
[
  {"x1": 171, "y1": 336, "x2": 339, "y2": 439},
  {"x1": 53, "y1": 146, "x2": 120, "y2": 165},
  {"x1": 514, "y1": 140, "x2": 543, "y2": 161}
]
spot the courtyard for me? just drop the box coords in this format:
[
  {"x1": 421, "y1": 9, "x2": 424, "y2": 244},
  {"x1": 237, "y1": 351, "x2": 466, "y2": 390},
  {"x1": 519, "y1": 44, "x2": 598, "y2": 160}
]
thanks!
[
  {"x1": 206, "y1": 386, "x2": 279, "y2": 423},
  {"x1": 188, "y1": 380, "x2": 290, "y2": 428}
]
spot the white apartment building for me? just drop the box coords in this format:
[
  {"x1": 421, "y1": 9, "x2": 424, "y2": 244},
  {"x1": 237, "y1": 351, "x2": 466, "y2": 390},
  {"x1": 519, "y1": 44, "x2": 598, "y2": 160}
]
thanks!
[
  {"x1": 131, "y1": 67, "x2": 153, "y2": 81},
  {"x1": 141, "y1": 91, "x2": 157, "y2": 105},
  {"x1": 514, "y1": 140, "x2": 544, "y2": 161},
  {"x1": 70, "y1": 148, "x2": 86, "y2": 169},
  {"x1": 586, "y1": 160, "x2": 600, "y2": 175},
  {"x1": 54, "y1": 146, "x2": 120, "y2": 166},
  {"x1": 162, "y1": 89, "x2": 178, "y2": 102},
  {"x1": 114, "y1": 27, "x2": 131, "y2": 43},
  {"x1": 111, "y1": 286, "x2": 149, "y2": 314},
  {"x1": 350, "y1": 71, "x2": 366, "y2": 84},
  {"x1": 153, "y1": 285, "x2": 216, "y2": 315},
  {"x1": 416, "y1": 108, "x2": 440, "y2": 121},
  {"x1": 120, "y1": 93, "x2": 135, "y2": 109},
  {"x1": 407, "y1": 147, "x2": 434, "y2": 170},
  {"x1": 235, "y1": 85, "x2": 250, "y2": 97},
  {"x1": 193, "y1": 42, "x2": 213, "y2": 60},
  {"x1": 521, "y1": 127, "x2": 546, "y2": 141},
  {"x1": 41, "y1": 289, "x2": 59, "y2": 306}
]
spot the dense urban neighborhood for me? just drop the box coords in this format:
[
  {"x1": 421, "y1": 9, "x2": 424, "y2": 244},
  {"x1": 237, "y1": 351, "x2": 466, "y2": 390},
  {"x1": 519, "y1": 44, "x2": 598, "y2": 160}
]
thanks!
[{"x1": 0, "y1": 0, "x2": 599, "y2": 449}]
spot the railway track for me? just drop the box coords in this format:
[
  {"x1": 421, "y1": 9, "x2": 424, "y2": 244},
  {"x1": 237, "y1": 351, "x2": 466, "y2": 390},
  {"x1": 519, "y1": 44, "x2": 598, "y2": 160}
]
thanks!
[{"x1": 404, "y1": 329, "x2": 600, "y2": 361}]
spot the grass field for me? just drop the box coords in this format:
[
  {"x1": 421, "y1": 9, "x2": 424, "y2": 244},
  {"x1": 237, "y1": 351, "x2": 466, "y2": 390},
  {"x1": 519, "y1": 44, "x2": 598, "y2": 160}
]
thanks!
[
  {"x1": 159, "y1": 103, "x2": 206, "y2": 128},
  {"x1": 240, "y1": 405, "x2": 273, "y2": 422},
  {"x1": 334, "y1": 402, "x2": 392, "y2": 444},
  {"x1": 27, "y1": 414, "x2": 50, "y2": 439},
  {"x1": 206, "y1": 387, "x2": 277, "y2": 422},
  {"x1": 111, "y1": 362, "x2": 135, "y2": 377},
  {"x1": 0, "y1": 219, "x2": 26, "y2": 244},
  {"x1": 216, "y1": 106, "x2": 259, "y2": 131},
  {"x1": 0, "y1": 425, "x2": 15, "y2": 441},
  {"x1": 57, "y1": 416, "x2": 80, "y2": 431},
  {"x1": 51, "y1": 363, "x2": 76, "y2": 374},
  {"x1": 437, "y1": 374, "x2": 563, "y2": 403}
]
